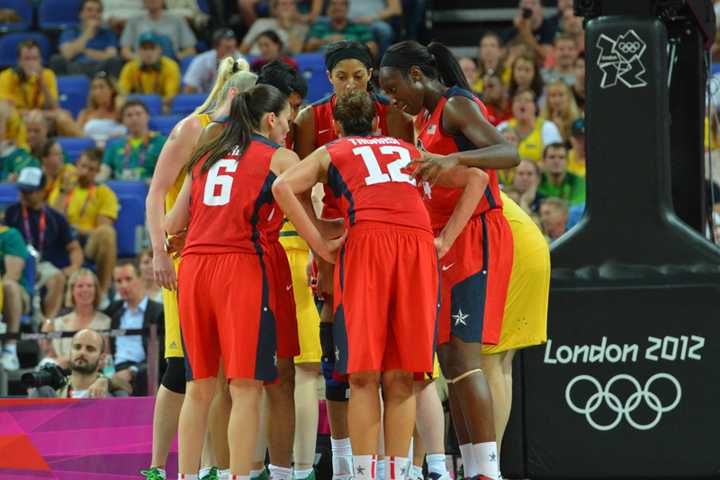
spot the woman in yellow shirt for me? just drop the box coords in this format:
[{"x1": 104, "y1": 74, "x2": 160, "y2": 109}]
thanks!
[
  {"x1": 39, "y1": 139, "x2": 76, "y2": 200},
  {"x1": 541, "y1": 79, "x2": 581, "y2": 142},
  {"x1": 498, "y1": 88, "x2": 563, "y2": 164}
]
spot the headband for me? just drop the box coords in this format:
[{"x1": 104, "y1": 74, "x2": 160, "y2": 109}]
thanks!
[{"x1": 325, "y1": 45, "x2": 373, "y2": 71}]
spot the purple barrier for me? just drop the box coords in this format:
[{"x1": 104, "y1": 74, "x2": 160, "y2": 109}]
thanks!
[{"x1": 0, "y1": 397, "x2": 330, "y2": 479}]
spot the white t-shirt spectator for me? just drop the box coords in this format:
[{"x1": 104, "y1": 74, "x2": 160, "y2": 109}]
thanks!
[
  {"x1": 348, "y1": 0, "x2": 386, "y2": 19},
  {"x1": 120, "y1": 11, "x2": 196, "y2": 56},
  {"x1": 101, "y1": 0, "x2": 143, "y2": 22},
  {"x1": 183, "y1": 50, "x2": 246, "y2": 93}
]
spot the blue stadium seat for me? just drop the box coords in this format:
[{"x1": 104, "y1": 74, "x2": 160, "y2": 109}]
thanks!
[
  {"x1": 712, "y1": 64, "x2": 720, "y2": 76},
  {"x1": 0, "y1": 0, "x2": 33, "y2": 32},
  {"x1": 106, "y1": 180, "x2": 148, "y2": 257},
  {"x1": 127, "y1": 94, "x2": 163, "y2": 115},
  {"x1": 180, "y1": 54, "x2": 195, "y2": 75},
  {"x1": 295, "y1": 53, "x2": 333, "y2": 103},
  {"x1": 0, "y1": 32, "x2": 50, "y2": 68},
  {"x1": 150, "y1": 114, "x2": 184, "y2": 136},
  {"x1": 56, "y1": 136, "x2": 95, "y2": 163},
  {"x1": 171, "y1": 93, "x2": 206, "y2": 115},
  {"x1": 197, "y1": 0, "x2": 210, "y2": 14},
  {"x1": 0, "y1": 183, "x2": 18, "y2": 209},
  {"x1": 57, "y1": 75, "x2": 90, "y2": 119},
  {"x1": 38, "y1": 0, "x2": 81, "y2": 30}
]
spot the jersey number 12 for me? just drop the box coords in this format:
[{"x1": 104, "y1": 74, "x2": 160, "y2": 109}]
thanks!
[
  {"x1": 354, "y1": 146, "x2": 416, "y2": 187},
  {"x1": 203, "y1": 159, "x2": 238, "y2": 206}
]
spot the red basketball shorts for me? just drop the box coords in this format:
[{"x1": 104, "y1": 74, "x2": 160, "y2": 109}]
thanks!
[
  {"x1": 436, "y1": 209, "x2": 513, "y2": 345},
  {"x1": 178, "y1": 253, "x2": 278, "y2": 382},
  {"x1": 333, "y1": 222, "x2": 439, "y2": 375},
  {"x1": 265, "y1": 241, "x2": 300, "y2": 359}
]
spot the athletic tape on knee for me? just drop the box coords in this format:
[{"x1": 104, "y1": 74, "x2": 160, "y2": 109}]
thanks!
[{"x1": 446, "y1": 368, "x2": 483, "y2": 385}]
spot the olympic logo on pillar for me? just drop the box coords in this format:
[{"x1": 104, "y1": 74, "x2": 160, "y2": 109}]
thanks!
[{"x1": 564, "y1": 373, "x2": 682, "y2": 431}]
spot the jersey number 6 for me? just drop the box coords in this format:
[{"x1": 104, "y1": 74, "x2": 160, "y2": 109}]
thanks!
[
  {"x1": 203, "y1": 159, "x2": 238, "y2": 206},
  {"x1": 354, "y1": 146, "x2": 416, "y2": 187}
]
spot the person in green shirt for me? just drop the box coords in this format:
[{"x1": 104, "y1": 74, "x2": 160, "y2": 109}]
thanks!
[
  {"x1": 100, "y1": 100, "x2": 166, "y2": 181},
  {"x1": 538, "y1": 142, "x2": 586, "y2": 206},
  {"x1": 0, "y1": 224, "x2": 30, "y2": 371},
  {"x1": 0, "y1": 145, "x2": 40, "y2": 182}
]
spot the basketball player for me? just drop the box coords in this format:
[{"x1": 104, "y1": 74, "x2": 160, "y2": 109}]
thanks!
[
  {"x1": 380, "y1": 41, "x2": 520, "y2": 480},
  {"x1": 144, "y1": 58, "x2": 255, "y2": 480},
  {"x1": 166, "y1": 84, "x2": 317, "y2": 480},
  {"x1": 273, "y1": 91, "x2": 490, "y2": 480},
  {"x1": 258, "y1": 61, "x2": 323, "y2": 480},
  {"x1": 293, "y1": 40, "x2": 414, "y2": 480}
]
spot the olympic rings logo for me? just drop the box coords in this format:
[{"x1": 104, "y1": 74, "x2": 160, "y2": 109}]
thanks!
[
  {"x1": 565, "y1": 373, "x2": 682, "y2": 431},
  {"x1": 617, "y1": 41, "x2": 642, "y2": 54}
]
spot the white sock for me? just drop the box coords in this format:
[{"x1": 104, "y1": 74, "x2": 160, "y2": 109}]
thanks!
[
  {"x1": 199, "y1": 467, "x2": 213, "y2": 478},
  {"x1": 219, "y1": 469, "x2": 231, "y2": 480},
  {"x1": 474, "y1": 442, "x2": 500, "y2": 480},
  {"x1": 294, "y1": 468, "x2": 313, "y2": 479},
  {"x1": 426, "y1": 453, "x2": 448, "y2": 476},
  {"x1": 352, "y1": 454, "x2": 377, "y2": 479},
  {"x1": 178, "y1": 475, "x2": 198, "y2": 480},
  {"x1": 409, "y1": 464, "x2": 423, "y2": 480},
  {"x1": 459, "y1": 443, "x2": 478, "y2": 478},
  {"x1": 387, "y1": 456, "x2": 410, "y2": 480},
  {"x1": 249, "y1": 469, "x2": 265, "y2": 479},
  {"x1": 376, "y1": 458, "x2": 386, "y2": 480},
  {"x1": 331, "y1": 437, "x2": 353, "y2": 478},
  {"x1": 268, "y1": 465, "x2": 292, "y2": 480}
]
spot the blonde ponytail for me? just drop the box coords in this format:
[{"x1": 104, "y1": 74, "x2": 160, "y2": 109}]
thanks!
[{"x1": 194, "y1": 56, "x2": 251, "y2": 115}]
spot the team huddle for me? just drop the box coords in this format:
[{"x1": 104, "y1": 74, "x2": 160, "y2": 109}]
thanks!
[{"x1": 144, "y1": 39, "x2": 549, "y2": 480}]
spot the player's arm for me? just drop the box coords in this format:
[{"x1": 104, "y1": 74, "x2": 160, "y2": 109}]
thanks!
[
  {"x1": 385, "y1": 105, "x2": 415, "y2": 143},
  {"x1": 164, "y1": 174, "x2": 192, "y2": 237},
  {"x1": 432, "y1": 166, "x2": 489, "y2": 258},
  {"x1": 273, "y1": 147, "x2": 343, "y2": 263},
  {"x1": 293, "y1": 105, "x2": 317, "y2": 158},
  {"x1": 414, "y1": 97, "x2": 519, "y2": 182},
  {"x1": 146, "y1": 116, "x2": 203, "y2": 289}
]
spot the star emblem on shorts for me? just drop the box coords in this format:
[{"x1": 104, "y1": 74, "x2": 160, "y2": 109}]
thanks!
[
  {"x1": 356, "y1": 466, "x2": 365, "y2": 476},
  {"x1": 490, "y1": 452, "x2": 497, "y2": 462},
  {"x1": 453, "y1": 308, "x2": 469, "y2": 326},
  {"x1": 335, "y1": 346, "x2": 340, "y2": 361}
]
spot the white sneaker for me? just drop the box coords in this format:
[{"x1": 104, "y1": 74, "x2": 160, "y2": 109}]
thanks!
[{"x1": 1, "y1": 350, "x2": 20, "y2": 371}]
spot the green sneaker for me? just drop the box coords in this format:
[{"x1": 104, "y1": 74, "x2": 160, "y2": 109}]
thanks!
[
  {"x1": 140, "y1": 468, "x2": 166, "y2": 480},
  {"x1": 200, "y1": 467, "x2": 220, "y2": 480}
]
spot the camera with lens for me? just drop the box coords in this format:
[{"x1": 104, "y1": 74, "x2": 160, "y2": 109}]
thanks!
[
  {"x1": 522, "y1": 7, "x2": 533, "y2": 18},
  {"x1": 22, "y1": 363, "x2": 68, "y2": 390}
]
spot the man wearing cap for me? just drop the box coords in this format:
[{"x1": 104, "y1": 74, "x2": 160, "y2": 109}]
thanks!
[
  {"x1": 567, "y1": 117, "x2": 586, "y2": 178},
  {"x1": 118, "y1": 31, "x2": 181, "y2": 112},
  {"x1": 5, "y1": 167, "x2": 83, "y2": 320},
  {"x1": 120, "y1": 0, "x2": 197, "y2": 62},
  {"x1": 183, "y1": 28, "x2": 245, "y2": 94}
]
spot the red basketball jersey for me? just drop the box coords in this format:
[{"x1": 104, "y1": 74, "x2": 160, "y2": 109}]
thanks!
[
  {"x1": 324, "y1": 136, "x2": 431, "y2": 232},
  {"x1": 416, "y1": 86, "x2": 503, "y2": 230},
  {"x1": 312, "y1": 92, "x2": 393, "y2": 220},
  {"x1": 183, "y1": 135, "x2": 281, "y2": 255}
]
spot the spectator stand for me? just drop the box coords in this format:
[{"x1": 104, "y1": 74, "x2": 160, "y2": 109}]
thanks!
[
  {"x1": 37, "y1": 0, "x2": 81, "y2": 31},
  {"x1": 149, "y1": 114, "x2": 184, "y2": 136},
  {"x1": 57, "y1": 75, "x2": 89, "y2": 119},
  {"x1": 105, "y1": 179, "x2": 149, "y2": 258},
  {"x1": 55, "y1": 136, "x2": 95, "y2": 163},
  {"x1": 294, "y1": 53, "x2": 332, "y2": 103},
  {"x1": 0, "y1": 0, "x2": 33, "y2": 33},
  {"x1": 127, "y1": 94, "x2": 163, "y2": 116},
  {"x1": 171, "y1": 93, "x2": 206, "y2": 115}
]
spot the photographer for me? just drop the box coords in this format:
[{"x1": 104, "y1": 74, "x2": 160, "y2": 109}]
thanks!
[
  {"x1": 26, "y1": 328, "x2": 131, "y2": 398},
  {"x1": 503, "y1": 0, "x2": 556, "y2": 62}
]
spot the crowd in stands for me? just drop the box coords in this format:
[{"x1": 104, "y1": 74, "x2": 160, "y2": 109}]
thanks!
[{"x1": 0, "y1": 0, "x2": 718, "y2": 387}]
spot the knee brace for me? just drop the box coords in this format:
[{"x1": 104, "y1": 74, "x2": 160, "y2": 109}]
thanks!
[
  {"x1": 445, "y1": 368, "x2": 483, "y2": 385},
  {"x1": 161, "y1": 357, "x2": 187, "y2": 394}
]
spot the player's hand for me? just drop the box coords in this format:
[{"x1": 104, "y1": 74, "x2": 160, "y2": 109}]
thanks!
[
  {"x1": 318, "y1": 233, "x2": 347, "y2": 264},
  {"x1": 153, "y1": 249, "x2": 177, "y2": 291},
  {"x1": 412, "y1": 152, "x2": 460, "y2": 184},
  {"x1": 166, "y1": 230, "x2": 187, "y2": 259},
  {"x1": 434, "y1": 235, "x2": 451, "y2": 259}
]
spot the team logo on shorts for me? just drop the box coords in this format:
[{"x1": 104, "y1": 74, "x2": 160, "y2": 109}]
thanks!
[
  {"x1": 565, "y1": 372, "x2": 682, "y2": 431},
  {"x1": 596, "y1": 29, "x2": 647, "y2": 89},
  {"x1": 452, "y1": 308, "x2": 469, "y2": 326}
]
